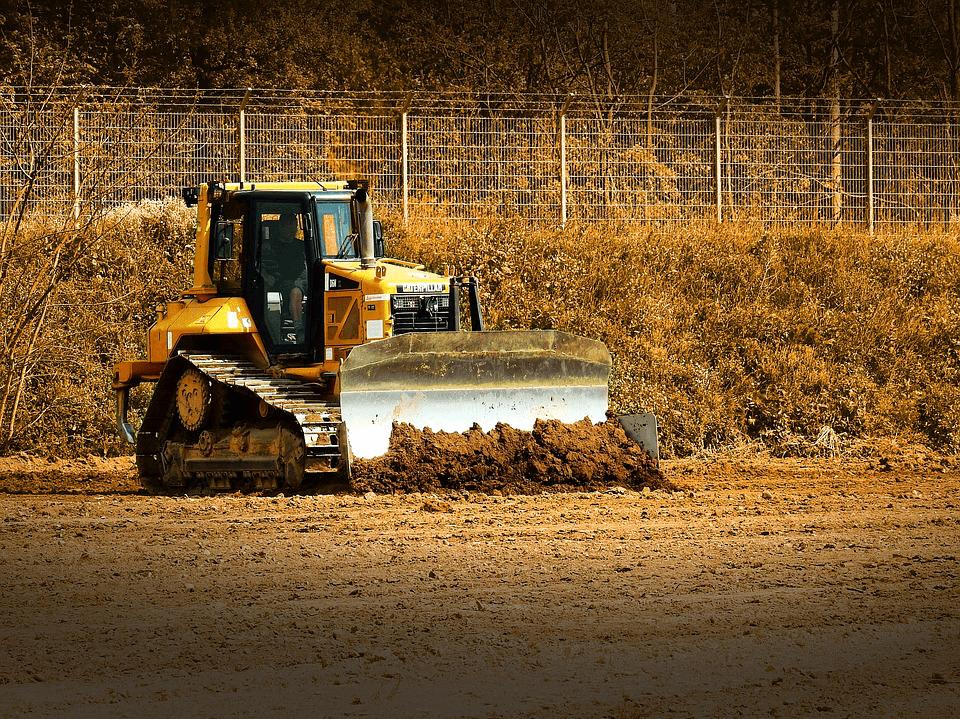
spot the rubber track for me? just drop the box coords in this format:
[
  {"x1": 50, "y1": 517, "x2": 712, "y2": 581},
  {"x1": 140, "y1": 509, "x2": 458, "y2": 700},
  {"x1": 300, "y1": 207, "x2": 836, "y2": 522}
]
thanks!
[{"x1": 180, "y1": 353, "x2": 342, "y2": 463}]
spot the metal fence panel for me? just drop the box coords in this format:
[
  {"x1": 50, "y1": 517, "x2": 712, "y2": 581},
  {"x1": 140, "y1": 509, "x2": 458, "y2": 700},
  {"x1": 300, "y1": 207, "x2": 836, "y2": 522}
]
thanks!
[
  {"x1": 875, "y1": 120, "x2": 960, "y2": 226},
  {"x1": 407, "y1": 113, "x2": 558, "y2": 221},
  {"x1": 567, "y1": 113, "x2": 714, "y2": 222},
  {"x1": 81, "y1": 107, "x2": 236, "y2": 207},
  {"x1": 722, "y1": 109, "x2": 867, "y2": 225},
  {"x1": 0, "y1": 100, "x2": 75, "y2": 218},
  {"x1": 246, "y1": 112, "x2": 402, "y2": 210}
]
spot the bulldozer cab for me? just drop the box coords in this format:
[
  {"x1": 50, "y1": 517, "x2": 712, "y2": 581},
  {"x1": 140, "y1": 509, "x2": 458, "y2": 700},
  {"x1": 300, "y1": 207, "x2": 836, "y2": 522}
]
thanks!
[{"x1": 210, "y1": 189, "x2": 361, "y2": 360}]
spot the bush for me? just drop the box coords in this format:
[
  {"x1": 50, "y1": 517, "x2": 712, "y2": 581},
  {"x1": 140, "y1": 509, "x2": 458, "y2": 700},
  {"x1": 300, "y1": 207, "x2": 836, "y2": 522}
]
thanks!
[{"x1": 0, "y1": 200, "x2": 193, "y2": 456}]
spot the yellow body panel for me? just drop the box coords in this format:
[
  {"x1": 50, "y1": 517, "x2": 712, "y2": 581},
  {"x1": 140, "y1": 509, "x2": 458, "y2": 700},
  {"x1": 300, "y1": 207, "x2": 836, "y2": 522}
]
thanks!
[
  {"x1": 323, "y1": 259, "x2": 450, "y2": 347},
  {"x1": 144, "y1": 297, "x2": 266, "y2": 363},
  {"x1": 114, "y1": 297, "x2": 273, "y2": 388}
]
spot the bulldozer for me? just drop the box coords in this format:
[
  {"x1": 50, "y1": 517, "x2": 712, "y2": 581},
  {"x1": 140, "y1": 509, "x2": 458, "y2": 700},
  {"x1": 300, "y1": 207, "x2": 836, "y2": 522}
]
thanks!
[{"x1": 114, "y1": 180, "x2": 657, "y2": 491}]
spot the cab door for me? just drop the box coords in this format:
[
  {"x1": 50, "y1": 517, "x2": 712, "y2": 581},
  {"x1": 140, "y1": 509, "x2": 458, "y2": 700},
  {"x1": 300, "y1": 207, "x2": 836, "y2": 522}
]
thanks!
[{"x1": 247, "y1": 197, "x2": 318, "y2": 358}]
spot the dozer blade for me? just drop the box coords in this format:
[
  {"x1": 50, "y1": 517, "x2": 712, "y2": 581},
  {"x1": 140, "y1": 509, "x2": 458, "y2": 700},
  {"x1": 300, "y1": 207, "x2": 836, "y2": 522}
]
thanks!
[{"x1": 339, "y1": 330, "x2": 611, "y2": 459}]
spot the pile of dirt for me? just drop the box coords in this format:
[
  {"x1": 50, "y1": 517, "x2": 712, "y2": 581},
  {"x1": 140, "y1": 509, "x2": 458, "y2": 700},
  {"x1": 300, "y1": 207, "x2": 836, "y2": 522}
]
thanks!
[{"x1": 351, "y1": 419, "x2": 672, "y2": 495}]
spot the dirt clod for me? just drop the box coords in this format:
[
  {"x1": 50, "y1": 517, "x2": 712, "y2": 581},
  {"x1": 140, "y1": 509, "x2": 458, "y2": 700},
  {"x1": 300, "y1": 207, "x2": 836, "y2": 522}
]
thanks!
[
  {"x1": 351, "y1": 419, "x2": 670, "y2": 495},
  {"x1": 421, "y1": 498, "x2": 454, "y2": 513}
]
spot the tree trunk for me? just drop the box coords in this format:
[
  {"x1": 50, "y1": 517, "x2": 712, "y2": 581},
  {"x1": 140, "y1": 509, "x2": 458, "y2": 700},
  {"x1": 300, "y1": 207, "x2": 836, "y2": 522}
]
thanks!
[
  {"x1": 830, "y1": 0, "x2": 843, "y2": 225},
  {"x1": 191, "y1": 0, "x2": 220, "y2": 89},
  {"x1": 950, "y1": 0, "x2": 960, "y2": 104},
  {"x1": 882, "y1": 1, "x2": 892, "y2": 97},
  {"x1": 646, "y1": 29, "x2": 658, "y2": 150},
  {"x1": 772, "y1": 0, "x2": 782, "y2": 105}
]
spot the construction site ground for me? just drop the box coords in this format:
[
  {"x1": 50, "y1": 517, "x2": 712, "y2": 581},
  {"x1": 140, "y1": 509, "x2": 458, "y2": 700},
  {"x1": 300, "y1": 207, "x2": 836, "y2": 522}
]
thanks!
[{"x1": 0, "y1": 455, "x2": 958, "y2": 718}]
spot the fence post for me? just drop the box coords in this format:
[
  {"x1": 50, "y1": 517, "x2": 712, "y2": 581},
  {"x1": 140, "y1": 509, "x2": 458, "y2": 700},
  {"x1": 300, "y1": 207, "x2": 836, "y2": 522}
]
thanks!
[
  {"x1": 559, "y1": 94, "x2": 573, "y2": 228},
  {"x1": 72, "y1": 107, "x2": 81, "y2": 220},
  {"x1": 238, "y1": 110, "x2": 246, "y2": 183},
  {"x1": 398, "y1": 93, "x2": 412, "y2": 225},
  {"x1": 866, "y1": 101, "x2": 879, "y2": 234},
  {"x1": 238, "y1": 88, "x2": 251, "y2": 183},
  {"x1": 867, "y1": 117, "x2": 874, "y2": 233},
  {"x1": 560, "y1": 114, "x2": 567, "y2": 227},
  {"x1": 401, "y1": 110, "x2": 409, "y2": 225},
  {"x1": 715, "y1": 114, "x2": 722, "y2": 223}
]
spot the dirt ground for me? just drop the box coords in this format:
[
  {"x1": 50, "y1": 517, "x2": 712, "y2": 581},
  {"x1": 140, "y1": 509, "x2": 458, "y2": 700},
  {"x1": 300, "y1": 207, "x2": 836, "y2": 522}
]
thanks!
[{"x1": 0, "y1": 455, "x2": 958, "y2": 718}]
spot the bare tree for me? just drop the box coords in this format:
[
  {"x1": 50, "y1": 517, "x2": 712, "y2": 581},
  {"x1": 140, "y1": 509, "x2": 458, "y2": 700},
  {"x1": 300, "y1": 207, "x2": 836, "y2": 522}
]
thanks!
[
  {"x1": 0, "y1": 11, "x2": 200, "y2": 450},
  {"x1": 829, "y1": 0, "x2": 843, "y2": 224},
  {"x1": 772, "y1": 0, "x2": 782, "y2": 105}
]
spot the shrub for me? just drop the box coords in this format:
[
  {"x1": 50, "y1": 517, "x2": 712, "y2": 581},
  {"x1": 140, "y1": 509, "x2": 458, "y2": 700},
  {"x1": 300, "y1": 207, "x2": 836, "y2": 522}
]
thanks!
[{"x1": 0, "y1": 200, "x2": 193, "y2": 455}]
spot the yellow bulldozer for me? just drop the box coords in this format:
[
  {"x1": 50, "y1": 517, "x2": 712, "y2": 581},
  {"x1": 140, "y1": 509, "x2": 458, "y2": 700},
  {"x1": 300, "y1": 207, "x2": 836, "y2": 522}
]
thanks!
[{"x1": 114, "y1": 180, "x2": 656, "y2": 491}]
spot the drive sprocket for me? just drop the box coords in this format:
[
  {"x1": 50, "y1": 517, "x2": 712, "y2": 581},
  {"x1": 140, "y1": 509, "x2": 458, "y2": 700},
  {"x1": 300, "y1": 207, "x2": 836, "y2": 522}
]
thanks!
[{"x1": 176, "y1": 367, "x2": 212, "y2": 431}]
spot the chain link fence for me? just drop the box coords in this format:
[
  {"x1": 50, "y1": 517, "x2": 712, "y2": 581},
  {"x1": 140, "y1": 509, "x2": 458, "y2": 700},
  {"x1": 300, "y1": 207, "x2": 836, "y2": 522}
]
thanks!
[{"x1": 2, "y1": 88, "x2": 960, "y2": 228}]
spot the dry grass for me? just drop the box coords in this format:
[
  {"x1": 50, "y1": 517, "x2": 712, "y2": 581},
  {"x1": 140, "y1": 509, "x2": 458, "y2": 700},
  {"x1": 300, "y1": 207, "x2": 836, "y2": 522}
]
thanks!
[
  {"x1": 2, "y1": 201, "x2": 193, "y2": 456},
  {"x1": 7, "y1": 204, "x2": 960, "y2": 459},
  {"x1": 386, "y1": 217, "x2": 960, "y2": 457}
]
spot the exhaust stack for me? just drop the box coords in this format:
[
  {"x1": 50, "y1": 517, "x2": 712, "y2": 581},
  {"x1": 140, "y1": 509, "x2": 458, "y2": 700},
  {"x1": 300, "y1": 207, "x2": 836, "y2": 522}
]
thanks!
[{"x1": 355, "y1": 187, "x2": 376, "y2": 269}]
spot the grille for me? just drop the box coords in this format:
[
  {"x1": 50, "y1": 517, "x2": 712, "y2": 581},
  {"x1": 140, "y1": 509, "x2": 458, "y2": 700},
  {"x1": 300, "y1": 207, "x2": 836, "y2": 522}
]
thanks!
[{"x1": 391, "y1": 294, "x2": 451, "y2": 334}]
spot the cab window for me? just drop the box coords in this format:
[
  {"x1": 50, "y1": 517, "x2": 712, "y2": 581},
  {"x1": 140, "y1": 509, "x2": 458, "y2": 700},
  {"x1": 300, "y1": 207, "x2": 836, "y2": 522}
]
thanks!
[
  {"x1": 213, "y1": 198, "x2": 245, "y2": 291},
  {"x1": 315, "y1": 201, "x2": 356, "y2": 259}
]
